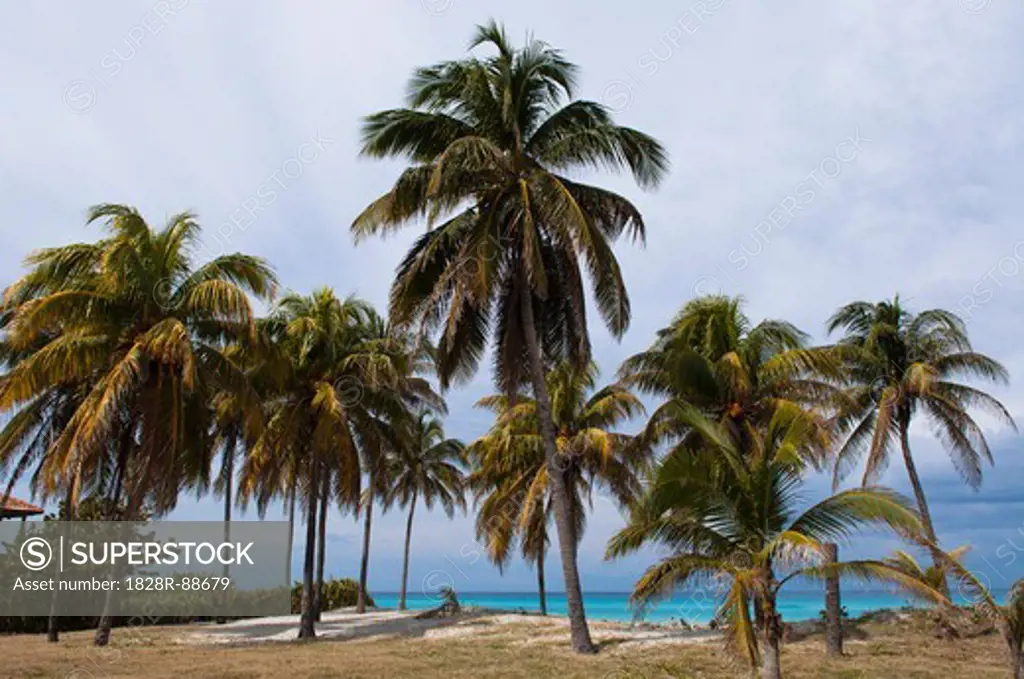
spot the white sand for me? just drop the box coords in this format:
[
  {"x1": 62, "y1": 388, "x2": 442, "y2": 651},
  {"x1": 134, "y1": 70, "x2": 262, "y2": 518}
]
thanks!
[{"x1": 178, "y1": 607, "x2": 720, "y2": 650}]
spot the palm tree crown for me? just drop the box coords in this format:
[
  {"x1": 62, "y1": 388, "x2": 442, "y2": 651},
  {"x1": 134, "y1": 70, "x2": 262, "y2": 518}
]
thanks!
[
  {"x1": 353, "y1": 19, "x2": 668, "y2": 392},
  {"x1": 620, "y1": 295, "x2": 841, "y2": 467},
  {"x1": 828, "y1": 296, "x2": 1015, "y2": 488},
  {"x1": 1, "y1": 204, "x2": 276, "y2": 513},
  {"x1": 387, "y1": 411, "x2": 466, "y2": 518}
]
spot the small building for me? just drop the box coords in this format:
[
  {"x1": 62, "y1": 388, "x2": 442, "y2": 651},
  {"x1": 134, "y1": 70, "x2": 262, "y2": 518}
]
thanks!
[{"x1": 0, "y1": 496, "x2": 44, "y2": 521}]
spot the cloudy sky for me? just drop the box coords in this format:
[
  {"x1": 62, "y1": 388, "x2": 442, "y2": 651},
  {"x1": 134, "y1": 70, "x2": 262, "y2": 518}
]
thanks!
[{"x1": 3, "y1": 1, "x2": 1024, "y2": 599}]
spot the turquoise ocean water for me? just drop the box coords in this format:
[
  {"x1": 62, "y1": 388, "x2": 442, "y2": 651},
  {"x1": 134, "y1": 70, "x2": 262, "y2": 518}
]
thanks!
[{"x1": 372, "y1": 588, "x2": 1005, "y2": 624}]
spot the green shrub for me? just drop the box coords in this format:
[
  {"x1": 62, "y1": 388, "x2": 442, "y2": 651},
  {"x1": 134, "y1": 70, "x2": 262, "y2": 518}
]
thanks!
[{"x1": 290, "y1": 578, "x2": 373, "y2": 613}]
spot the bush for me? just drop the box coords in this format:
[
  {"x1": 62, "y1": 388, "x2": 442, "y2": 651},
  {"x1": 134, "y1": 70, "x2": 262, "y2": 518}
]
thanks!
[{"x1": 290, "y1": 578, "x2": 373, "y2": 613}]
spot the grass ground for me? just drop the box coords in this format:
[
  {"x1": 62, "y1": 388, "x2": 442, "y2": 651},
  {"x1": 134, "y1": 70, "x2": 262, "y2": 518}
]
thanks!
[{"x1": 1, "y1": 613, "x2": 1010, "y2": 678}]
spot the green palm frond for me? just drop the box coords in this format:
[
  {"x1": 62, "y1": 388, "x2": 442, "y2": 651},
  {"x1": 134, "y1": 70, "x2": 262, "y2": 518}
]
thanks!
[
  {"x1": 791, "y1": 559, "x2": 949, "y2": 606},
  {"x1": 787, "y1": 487, "x2": 922, "y2": 545}
]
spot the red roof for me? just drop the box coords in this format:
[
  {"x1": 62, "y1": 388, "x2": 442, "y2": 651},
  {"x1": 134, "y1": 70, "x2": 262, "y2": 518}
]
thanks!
[{"x1": 1, "y1": 496, "x2": 44, "y2": 518}]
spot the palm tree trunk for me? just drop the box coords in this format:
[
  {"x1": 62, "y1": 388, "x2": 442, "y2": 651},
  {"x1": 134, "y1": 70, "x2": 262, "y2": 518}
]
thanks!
[
  {"x1": 46, "y1": 585, "x2": 61, "y2": 643},
  {"x1": 537, "y1": 539, "x2": 547, "y2": 616},
  {"x1": 899, "y1": 421, "x2": 946, "y2": 593},
  {"x1": 298, "y1": 457, "x2": 319, "y2": 639},
  {"x1": 398, "y1": 490, "x2": 417, "y2": 611},
  {"x1": 564, "y1": 466, "x2": 579, "y2": 549},
  {"x1": 761, "y1": 591, "x2": 783, "y2": 679},
  {"x1": 823, "y1": 542, "x2": 842, "y2": 657},
  {"x1": 48, "y1": 479, "x2": 78, "y2": 642},
  {"x1": 518, "y1": 286, "x2": 596, "y2": 653},
  {"x1": 95, "y1": 490, "x2": 143, "y2": 646},
  {"x1": 286, "y1": 477, "x2": 297, "y2": 587},
  {"x1": 217, "y1": 436, "x2": 235, "y2": 625},
  {"x1": 357, "y1": 482, "x2": 374, "y2": 614},
  {"x1": 314, "y1": 467, "x2": 329, "y2": 621},
  {"x1": 94, "y1": 435, "x2": 134, "y2": 647}
]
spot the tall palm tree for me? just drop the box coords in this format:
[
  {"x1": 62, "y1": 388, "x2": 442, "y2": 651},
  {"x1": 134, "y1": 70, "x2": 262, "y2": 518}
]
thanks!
[
  {"x1": 353, "y1": 21, "x2": 667, "y2": 651},
  {"x1": 468, "y1": 361, "x2": 645, "y2": 616},
  {"x1": 619, "y1": 295, "x2": 842, "y2": 469},
  {"x1": 827, "y1": 297, "x2": 1016, "y2": 580},
  {"x1": 607, "y1": 403, "x2": 945, "y2": 679},
  {"x1": 386, "y1": 411, "x2": 466, "y2": 611},
  {"x1": 0, "y1": 204, "x2": 276, "y2": 645}
]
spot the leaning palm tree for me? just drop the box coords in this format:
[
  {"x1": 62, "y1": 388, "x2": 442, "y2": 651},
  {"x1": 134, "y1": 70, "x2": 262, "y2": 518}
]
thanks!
[
  {"x1": 353, "y1": 23, "x2": 667, "y2": 649},
  {"x1": 827, "y1": 297, "x2": 1016, "y2": 581},
  {"x1": 0, "y1": 204, "x2": 276, "y2": 645},
  {"x1": 468, "y1": 361, "x2": 646, "y2": 616},
  {"x1": 607, "y1": 403, "x2": 946, "y2": 679},
  {"x1": 385, "y1": 411, "x2": 466, "y2": 610}
]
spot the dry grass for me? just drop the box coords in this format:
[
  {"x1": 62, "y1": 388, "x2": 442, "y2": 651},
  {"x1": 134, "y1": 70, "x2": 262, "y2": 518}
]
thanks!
[{"x1": 0, "y1": 613, "x2": 1010, "y2": 679}]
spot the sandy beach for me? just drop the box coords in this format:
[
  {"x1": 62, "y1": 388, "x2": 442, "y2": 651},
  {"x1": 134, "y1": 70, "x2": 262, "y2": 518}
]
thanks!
[{"x1": 178, "y1": 607, "x2": 721, "y2": 651}]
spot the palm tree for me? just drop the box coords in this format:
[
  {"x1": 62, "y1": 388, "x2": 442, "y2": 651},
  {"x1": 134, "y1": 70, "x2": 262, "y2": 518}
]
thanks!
[
  {"x1": 353, "y1": 21, "x2": 667, "y2": 650},
  {"x1": 386, "y1": 411, "x2": 466, "y2": 610},
  {"x1": 467, "y1": 361, "x2": 645, "y2": 616},
  {"x1": 607, "y1": 403, "x2": 946, "y2": 679},
  {"x1": 620, "y1": 295, "x2": 842, "y2": 469},
  {"x1": 827, "y1": 297, "x2": 1016, "y2": 581},
  {"x1": 469, "y1": 441, "x2": 551, "y2": 615},
  {"x1": 0, "y1": 204, "x2": 276, "y2": 645}
]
